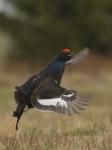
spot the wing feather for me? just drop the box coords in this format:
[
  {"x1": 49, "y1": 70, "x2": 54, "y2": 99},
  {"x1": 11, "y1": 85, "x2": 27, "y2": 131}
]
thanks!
[
  {"x1": 31, "y1": 89, "x2": 91, "y2": 115},
  {"x1": 30, "y1": 73, "x2": 91, "y2": 115},
  {"x1": 66, "y1": 48, "x2": 89, "y2": 65}
]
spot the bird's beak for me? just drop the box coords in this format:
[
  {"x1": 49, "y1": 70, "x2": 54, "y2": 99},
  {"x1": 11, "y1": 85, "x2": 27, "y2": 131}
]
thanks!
[{"x1": 68, "y1": 52, "x2": 74, "y2": 58}]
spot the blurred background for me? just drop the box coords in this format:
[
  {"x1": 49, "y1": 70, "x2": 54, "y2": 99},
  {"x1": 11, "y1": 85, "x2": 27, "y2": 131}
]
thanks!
[
  {"x1": 0, "y1": 0, "x2": 112, "y2": 62},
  {"x1": 0, "y1": 0, "x2": 112, "y2": 86},
  {"x1": 0, "y1": 1, "x2": 112, "y2": 149}
]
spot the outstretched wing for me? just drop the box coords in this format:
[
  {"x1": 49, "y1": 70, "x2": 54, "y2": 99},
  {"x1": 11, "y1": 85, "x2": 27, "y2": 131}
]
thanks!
[
  {"x1": 31, "y1": 78, "x2": 91, "y2": 115},
  {"x1": 66, "y1": 48, "x2": 89, "y2": 65}
]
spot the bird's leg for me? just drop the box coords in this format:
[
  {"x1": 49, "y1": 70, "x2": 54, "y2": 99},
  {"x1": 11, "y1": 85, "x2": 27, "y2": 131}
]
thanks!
[{"x1": 13, "y1": 103, "x2": 26, "y2": 130}]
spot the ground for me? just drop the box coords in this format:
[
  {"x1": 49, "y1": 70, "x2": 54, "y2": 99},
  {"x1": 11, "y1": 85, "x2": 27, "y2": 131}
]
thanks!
[{"x1": 0, "y1": 69, "x2": 112, "y2": 150}]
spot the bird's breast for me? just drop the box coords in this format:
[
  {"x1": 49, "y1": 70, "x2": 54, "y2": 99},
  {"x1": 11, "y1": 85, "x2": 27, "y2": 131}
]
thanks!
[{"x1": 50, "y1": 63, "x2": 65, "y2": 83}]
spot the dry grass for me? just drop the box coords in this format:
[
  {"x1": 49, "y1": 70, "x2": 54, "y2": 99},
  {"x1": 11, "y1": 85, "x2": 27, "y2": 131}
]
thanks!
[{"x1": 0, "y1": 68, "x2": 112, "y2": 150}]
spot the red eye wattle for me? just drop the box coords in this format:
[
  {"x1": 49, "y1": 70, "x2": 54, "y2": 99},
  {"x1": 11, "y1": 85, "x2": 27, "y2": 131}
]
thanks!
[{"x1": 63, "y1": 48, "x2": 71, "y2": 54}]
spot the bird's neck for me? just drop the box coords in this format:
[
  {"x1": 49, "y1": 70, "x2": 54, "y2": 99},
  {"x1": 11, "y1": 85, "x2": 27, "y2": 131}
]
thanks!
[{"x1": 54, "y1": 55, "x2": 66, "y2": 63}]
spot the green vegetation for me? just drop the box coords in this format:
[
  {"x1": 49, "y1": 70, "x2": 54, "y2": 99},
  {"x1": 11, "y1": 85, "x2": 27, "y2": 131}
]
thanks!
[{"x1": 0, "y1": 0, "x2": 112, "y2": 62}]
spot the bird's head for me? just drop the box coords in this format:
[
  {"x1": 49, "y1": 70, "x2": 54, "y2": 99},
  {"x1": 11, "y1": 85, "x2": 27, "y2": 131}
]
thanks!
[{"x1": 60, "y1": 48, "x2": 73, "y2": 62}]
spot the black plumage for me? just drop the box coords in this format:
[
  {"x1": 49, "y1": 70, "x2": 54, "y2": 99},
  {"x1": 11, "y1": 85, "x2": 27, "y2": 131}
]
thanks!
[{"x1": 13, "y1": 48, "x2": 90, "y2": 130}]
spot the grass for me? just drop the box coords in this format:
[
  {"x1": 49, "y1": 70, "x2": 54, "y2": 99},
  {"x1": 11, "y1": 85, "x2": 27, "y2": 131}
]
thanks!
[{"x1": 0, "y1": 70, "x2": 112, "y2": 150}]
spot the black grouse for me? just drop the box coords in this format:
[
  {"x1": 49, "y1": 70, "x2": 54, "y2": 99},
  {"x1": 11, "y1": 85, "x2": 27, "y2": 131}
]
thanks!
[{"x1": 13, "y1": 48, "x2": 90, "y2": 130}]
